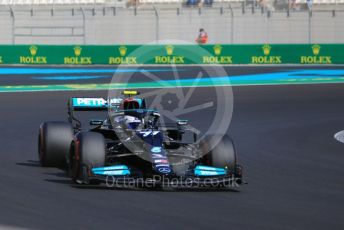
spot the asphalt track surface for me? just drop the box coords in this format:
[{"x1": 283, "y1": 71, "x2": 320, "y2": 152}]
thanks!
[{"x1": 0, "y1": 66, "x2": 343, "y2": 230}]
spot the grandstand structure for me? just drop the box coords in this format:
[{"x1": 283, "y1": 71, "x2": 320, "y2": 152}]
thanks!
[{"x1": 0, "y1": 0, "x2": 342, "y2": 44}]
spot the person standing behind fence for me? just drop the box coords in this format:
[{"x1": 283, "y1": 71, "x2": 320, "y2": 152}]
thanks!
[
  {"x1": 289, "y1": 0, "x2": 296, "y2": 10},
  {"x1": 307, "y1": 0, "x2": 313, "y2": 11},
  {"x1": 195, "y1": 28, "x2": 208, "y2": 44}
]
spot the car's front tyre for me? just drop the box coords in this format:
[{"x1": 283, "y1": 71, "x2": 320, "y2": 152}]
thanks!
[
  {"x1": 200, "y1": 135, "x2": 243, "y2": 186},
  {"x1": 70, "y1": 132, "x2": 106, "y2": 184}
]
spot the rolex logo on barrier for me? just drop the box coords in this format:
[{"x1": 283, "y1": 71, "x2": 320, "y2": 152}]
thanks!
[
  {"x1": 263, "y1": 44, "x2": 271, "y2": 56},
  {"x1": 30, "y1": 46, "x2": 38, "y2": 56},
  {"x1": 19, "y1": 45, "x2": 47, "y2": 64},
  {"x1": 251, "y1": 44, "x2": 282, "y2": 64},
  {"x1": 119, "y1": 46, "x2": 127, "y2": 56},
  {"x1": 155, "y1": 45, "x2": 184, "y2": 64},
  {"x1": 108, "y1": 46, "x2": 137, "y2": 64},
  {"x1": 312, "y1": 44, "x2": 321, "y2": 56},
  {"x1": 213, "y1": 45, "x2": 222, "y2": 56},
  {"x1": 202, "y1": 45, "x2": 233, "y2": 64},
  {"x1": 64, "y1": 46, "x2": 92, "y2": 65},
  {"x1": 74, "y1": 46, "x2": 82, "y2": 56},
  {"x1": 300, "y1": 44, "x2": 331, "y2": 64},
  {"x1": 165, "y1": 45, "x2": 174, "y2": 56}
]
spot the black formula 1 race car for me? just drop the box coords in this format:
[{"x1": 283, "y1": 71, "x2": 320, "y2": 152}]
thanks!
[{"x1": 38, "y1": 90, "x2": 243, "y2": 189}]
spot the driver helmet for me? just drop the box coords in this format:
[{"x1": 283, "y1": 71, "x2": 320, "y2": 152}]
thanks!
[{"x1": 124, "y1": 115, "x2": 142, "y2": 130}]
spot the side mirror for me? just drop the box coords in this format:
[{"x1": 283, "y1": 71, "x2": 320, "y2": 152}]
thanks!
[
  {"x1": 177, "y1": 120, "x2": 188, "y2": 126},
  {"x1": 90, "y1": 119, "x2": 103, "y2": 126},
  {"x1": 152, "y1": 112, "x2": 160, "y2": 118}
]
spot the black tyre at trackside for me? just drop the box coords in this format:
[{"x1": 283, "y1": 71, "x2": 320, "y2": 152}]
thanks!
[
  {"x1": 70, "y1": 132, "x2": 106, "y2": 184},
  {"x1": 38, "y1": 121, "x2": 74, "y2": 167}
]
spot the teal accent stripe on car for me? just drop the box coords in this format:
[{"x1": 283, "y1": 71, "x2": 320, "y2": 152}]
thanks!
[
  {"x1": 194, "y1": 165, "x2": 227, "y2": 176},
  {"x1": 92, "y1": 165, "x2": 131, "y2": 176}
]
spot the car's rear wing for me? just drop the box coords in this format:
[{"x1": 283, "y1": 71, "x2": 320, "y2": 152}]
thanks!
[
  {"x1": 68, "y1": 98, "x2": 123, "y2": 111},
  {"x1": 67, "y1": 97, "x2": 123, "y2": 129}
]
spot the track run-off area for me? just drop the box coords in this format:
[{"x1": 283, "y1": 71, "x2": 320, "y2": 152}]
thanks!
[{"x1": 0, "y1": 65, "x2": 343, "y2": 230}]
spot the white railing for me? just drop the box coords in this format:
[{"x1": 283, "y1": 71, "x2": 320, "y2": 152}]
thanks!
[
  {"x1": 0, "y1": 0, "x2": 110, "y2": 5},
  {"x1": 295, "y1": 0, "x2": 344, "y2": 3},
  {"x1": 0, "y1": 0, "x2": 343, "y2": 5}
]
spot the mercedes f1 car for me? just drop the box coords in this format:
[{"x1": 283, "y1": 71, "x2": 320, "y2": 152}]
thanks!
[{"x1": 38, "y1": 90, "x2": 243, "y2": 188}]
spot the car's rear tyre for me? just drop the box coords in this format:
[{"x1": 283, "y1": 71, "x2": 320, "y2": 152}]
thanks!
[
  {"x1": 71, "y1": 132, "x2": 106, "y2": 184},
  {"x1": 200, "y1": 135, "x2": 237, "y2": 171},
  {"x1": 38, "y1": 121, "x2": 74, "y2": 167}
]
